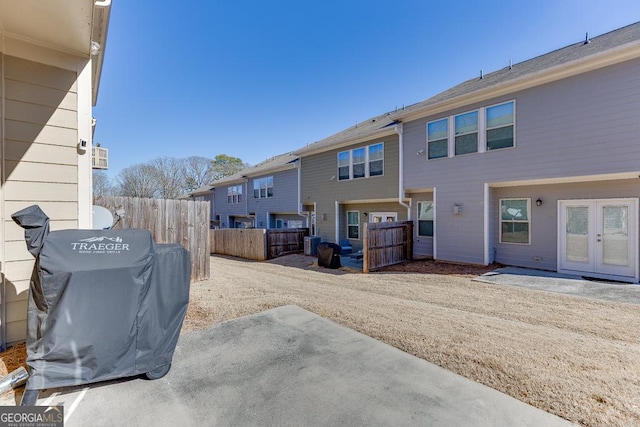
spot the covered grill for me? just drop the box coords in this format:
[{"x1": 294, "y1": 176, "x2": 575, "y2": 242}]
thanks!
[{"x1": 12, "y1": 205, "x2": 190, "y2": 405}]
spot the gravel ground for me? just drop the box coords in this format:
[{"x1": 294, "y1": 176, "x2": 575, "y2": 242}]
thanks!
[{"x1": 184, "y1": 255, "x2": 640, "y2": 427}]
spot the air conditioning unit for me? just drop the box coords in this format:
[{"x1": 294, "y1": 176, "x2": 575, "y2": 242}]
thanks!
[{"x1": 304, "y1": 236, "x2": 321, "y2": 256}]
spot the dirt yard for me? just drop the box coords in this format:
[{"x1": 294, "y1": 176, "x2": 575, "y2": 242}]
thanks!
[
  {"x1": 2, "y1": 254, "x2": 639, "y2": 425},
  {"x1": 183, "y1": 254, "x2": 640, "y2": 427}
]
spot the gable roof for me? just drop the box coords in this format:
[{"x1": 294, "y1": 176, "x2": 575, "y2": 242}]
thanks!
[
  {"x1": 296, "y1": 21, "x2": 640, "y2": 156},
  {"x1": 295, "y1": 112, "x2": 401, "y2": 157}
]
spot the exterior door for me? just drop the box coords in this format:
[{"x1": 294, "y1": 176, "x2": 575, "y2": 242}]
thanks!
[
  {"x1": 559, "y1": 199, "x2": 638, "y2": 281},
  {"x1": 369, "y1": 212, "x2": 397, "y2": 223}
]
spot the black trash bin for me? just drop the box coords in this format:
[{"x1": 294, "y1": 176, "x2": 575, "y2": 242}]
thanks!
[
  {"x1": 11, "y1": 205, "x2": 190, "y2": 405},
  {"x1": 317, "y1": 242, "x2": 341, "y2": 269}
]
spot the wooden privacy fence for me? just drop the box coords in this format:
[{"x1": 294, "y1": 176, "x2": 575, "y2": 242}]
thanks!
[
  {"x1": 267, "y1": 229, "x2": 309, "y2": 259},
  {"x1": 210, "y1": 229, "x2": 267, "y2": 261},
  {"x1": 96, "y1": 196, "x2": 210, "y2": 282},
  {"x1": 363, "y1": 221, "x2": 413, "y2": 273},
  {"x1": 210, "y1": 228, "x2": 309, "y2": 260}
]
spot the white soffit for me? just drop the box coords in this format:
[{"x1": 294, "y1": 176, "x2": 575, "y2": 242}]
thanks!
[{"x1": 0, "y1": 0, "x2": 93, "y2": 55}]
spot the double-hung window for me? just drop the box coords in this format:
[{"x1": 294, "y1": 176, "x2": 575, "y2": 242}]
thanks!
[
  {"x1": 347, "y1": 211, "x2": 360, "y2": 239},
  {"x1": 337, "y1": 143, "x2": 384, "y2": 180},
  {"x1": 369, "y1": 143, "x2": 384, "y2": 176},
  {"x1": 454, "y1": 111, "x2": 478, "y2": 155},
  {"x1": 253, "y1": 176, "x2": 274, "y2": 198},
  {"x1": 417, "y1": 202, "x2": 434, "y2": 237},
  {"x1": 427, "y1": 119, "x2": 448, "y2": 159},
  {"x1": 426, "y1": 100, "x2": 515, "y2": 158},
  {"x1": 227, "y1": 185, "x2": 242, "y2": 204},
  {"x1": 352, "y1": 148, "x2": 366, "y2": 179},
  {"x1": 500, "y1": 198, "x2": 530, "y2": 244},
  {"x1": 338, "y1": 151, "x2": 350, "y2": 181},
  {"x1": 486, "y1": 101, "x2": 514, "y2": 150}
]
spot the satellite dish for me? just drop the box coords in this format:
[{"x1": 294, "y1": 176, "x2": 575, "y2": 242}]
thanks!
[{"x1": 92, "y1": 205, "x2": 114, "y2": 230}]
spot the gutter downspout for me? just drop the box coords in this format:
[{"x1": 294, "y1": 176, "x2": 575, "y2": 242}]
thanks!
[
  {"x1": 296, "y1": 160, "x2": 307, "y2": 224},
  {"x1": 395, "y1": 123, "x2": 411, "y2": 218},
  {"x1": 335, "y1": 201, "x2": 339, "y2": 243}
]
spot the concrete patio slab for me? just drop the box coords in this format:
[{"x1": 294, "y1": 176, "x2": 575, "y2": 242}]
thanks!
[
  {"x1": 475, "y1": 267, "x2": 640, "y2": 305},
  {"x1": 35, "y1": 305, "x2": 572, "y2": 426}
]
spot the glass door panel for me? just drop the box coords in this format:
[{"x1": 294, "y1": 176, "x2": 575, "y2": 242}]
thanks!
[
  {"x1": 566, "y1": 206, "x2": 590, "y2": 263},
  {"x1": 601, "y1": 206, "x2": 629, "y2": 266}
]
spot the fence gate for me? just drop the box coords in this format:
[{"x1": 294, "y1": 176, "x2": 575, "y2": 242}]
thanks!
[
  {"x1": 363, "y1": 221, "x2": 413, "y2": 273},
  {"x1": 266, "y1": 229, "x2": 309, "y2": 259}
]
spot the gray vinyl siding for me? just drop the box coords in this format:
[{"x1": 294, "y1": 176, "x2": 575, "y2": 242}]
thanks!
[
  {"x1": 491, "y1": 180, "x2": 640, "y2": 271},
  {"x1": 248, "y1": 168, "x2": 299, "y2": 228},
  {"x1": 301, "y1": 135, "x2": 400, "y2": 244},
  {"x1": 1, "y1": 55, "x2": 79, "y2": 345},
  {"x1": 406, "y1": 57, "x2": 640, "y2": 190},
  {"x1": 213, "y1": 181, "x2": 249, "y2": 228},
  {"x1": 403, "y1": 57, "x2": 640, "y2": 265}
]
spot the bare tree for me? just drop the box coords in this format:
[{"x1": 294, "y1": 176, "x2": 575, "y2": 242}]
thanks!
[
  {"x1": 93, "y1": 170, "x2": 116, "y2": 200},
  {"x1": 116, "y1": 154, "x2": 249, "y2": 199},
  {"x1": 182, "y1": 156, "x2": 215, "y2": 191},
  {"x1": 151, "y1": 157, "x2": 184, "y2": 199},
  {"x1": 117, "y1": 163, "x2": 158, "y2": 198}
]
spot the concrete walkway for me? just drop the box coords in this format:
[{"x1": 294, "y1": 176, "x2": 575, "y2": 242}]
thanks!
[
  {"x1": 475, "y1": 267, "x2": 640, "y2": 305},
  {"x1": 34, "y1": 306, "x2": 572, "y2": 426}
]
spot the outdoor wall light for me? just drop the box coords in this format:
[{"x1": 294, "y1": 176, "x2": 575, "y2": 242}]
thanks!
[
  {"x1": 417, "y1": 149, "x2": 425, "y2": 156},
  {"x1": 364, "y1": 212, "x2": 368, "y2": 217},
  {"x1": 322, "y1": 213, "x2": 327, "y2": 221},
  {"x1": 536, "y1": 198, "x2": 543, "y2": 207}
]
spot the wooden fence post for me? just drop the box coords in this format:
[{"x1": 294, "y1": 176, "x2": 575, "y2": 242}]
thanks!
[{"x1": 363, "y1": 222, "x2": 369, "y2": 274}]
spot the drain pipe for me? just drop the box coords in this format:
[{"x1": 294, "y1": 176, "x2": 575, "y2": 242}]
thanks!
[
  {"x1": 395, "y1": 122, "x2": 411, "y2": 219},
  {"x1": 296, "y1": 159, "x2": 308, "y2": 225}
]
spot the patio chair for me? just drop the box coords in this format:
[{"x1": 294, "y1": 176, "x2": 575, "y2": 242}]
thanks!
[{"x1": 339, "y1": 239, "x2": 353, "y2": 255}]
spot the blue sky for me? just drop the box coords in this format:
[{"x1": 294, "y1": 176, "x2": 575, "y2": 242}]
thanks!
[{"x1": 93, "y1": 1, "x2": 640, "y2": 178}]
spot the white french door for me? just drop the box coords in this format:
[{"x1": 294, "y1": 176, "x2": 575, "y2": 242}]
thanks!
[{"x1": 558, "y1": 199, "x2": 638, "y2": 281}]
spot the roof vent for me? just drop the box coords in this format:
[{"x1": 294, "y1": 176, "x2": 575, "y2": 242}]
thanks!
[
  {"x1": 480, "y1": 69, "x2": 484, "y2": 79},
  {"x1": 584, "y1": 32, "x2": 590, "y2": 44},
  {"x1": 509, "y1": 59, "x2": 513, "y2": 70}
]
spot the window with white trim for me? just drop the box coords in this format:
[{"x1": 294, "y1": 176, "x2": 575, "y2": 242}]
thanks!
[
  {"x1": 454, "y1": 111, "x2": 478, "y2": 155},
  {"x1": 500, "y1": 198, "x2": 530, "y2": 244},
  {"x1": 486, "y1": 101, "x2": 514, "y2": 150},
  {"x1": 427, "y1": 118, "x2": 448, "y2": 159},
  {"x1": 253, "y1": 176, "x2": 273, "y2": 198},
  {"x1": 347, "y1": 211, "x2": 360, "y2": 239},
  {"x1": 417, "y1": 202, "x2": 434, "y2": 237},
  {"x1": 426, "y1": 100, "x2": 515, "y2": 158},
  {"x1": 338, "y1": 152, "x2": 350, "y2": 180},
  {"x1": 352, "y1": 147, "x2": 366, "y2": 179},
  {"x1": 227, "y1": 185, "x2": 243, "y2": 204},
  {"x1": 369, "y1": 143, "x2": 384, "y2": 176},
  {"x1": 337, "y1": 143, "x2": 384, "y2": 180}
]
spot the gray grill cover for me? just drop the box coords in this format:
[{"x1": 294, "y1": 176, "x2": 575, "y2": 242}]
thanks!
[{"x1": 12, "y1": 206, "x2": 190, "y2": 390}]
